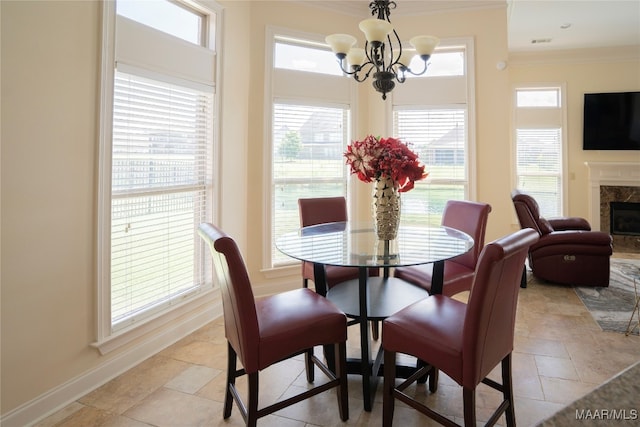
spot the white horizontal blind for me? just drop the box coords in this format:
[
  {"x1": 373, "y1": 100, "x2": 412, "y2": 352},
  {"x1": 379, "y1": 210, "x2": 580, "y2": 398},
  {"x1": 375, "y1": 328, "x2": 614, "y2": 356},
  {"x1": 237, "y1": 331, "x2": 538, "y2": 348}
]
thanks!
[
  {"x1": 514, "y1": 86, "x2": 563, "y2": 217},
  {"x1": 516, "y1": 128, "x2": 562, "y2": 216},
  {"x1": 111, "y1": 70, "x2": 213, "y2": 330},
  {"x1": 272, "y1": 102, "x2": 348, "y2": 266},
  {"x1": 394, "y1": 108, "x2": 467, "y2": 225}
]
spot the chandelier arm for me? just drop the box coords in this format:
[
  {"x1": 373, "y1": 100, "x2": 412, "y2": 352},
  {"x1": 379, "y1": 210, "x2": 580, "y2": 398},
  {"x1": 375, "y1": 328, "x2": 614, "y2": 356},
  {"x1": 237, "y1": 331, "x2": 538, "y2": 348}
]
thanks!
[
  {"x1": 335, "y1": 58, "x2": 378, "y2": 80},
  {"x1": 354, "y1": 63, "x2": 377, "y2": 82},
  {"x1": 387, "y1": 28, "x2": 403, "y2": 70},
  {"x1": 402, "y1": 58, "x2": 430, "y2": 76}
]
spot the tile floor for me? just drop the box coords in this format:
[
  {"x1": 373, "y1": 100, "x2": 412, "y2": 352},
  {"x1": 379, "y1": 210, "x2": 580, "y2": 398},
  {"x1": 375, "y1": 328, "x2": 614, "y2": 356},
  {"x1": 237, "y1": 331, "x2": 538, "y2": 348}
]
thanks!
[{"x1": 37, "y1": 261, "x2": 640, "y2": 427}]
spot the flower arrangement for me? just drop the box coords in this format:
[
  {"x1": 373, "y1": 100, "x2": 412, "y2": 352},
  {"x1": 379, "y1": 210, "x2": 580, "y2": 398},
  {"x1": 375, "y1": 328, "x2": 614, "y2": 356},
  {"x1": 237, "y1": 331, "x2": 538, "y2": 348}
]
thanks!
[{"x1": 344, "y1": 135, "x2": 427, "y2": 192}]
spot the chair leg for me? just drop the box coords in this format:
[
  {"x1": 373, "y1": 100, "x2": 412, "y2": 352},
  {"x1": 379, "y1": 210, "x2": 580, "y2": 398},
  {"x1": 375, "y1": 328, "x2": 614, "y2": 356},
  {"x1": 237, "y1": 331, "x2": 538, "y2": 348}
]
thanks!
[
  {"x1": 224, "y1": 342, "x2": 236, "y2": 419},
  {"x1": 462, "y1": 387, "x2": 476, "y2": 427},
  {"x1": 247, "y1": 372, "x2": 259, "y2": 427},
  {"x1": 335, "y1": 342, "x2": 349, "y2": 421},
  {"x1": 428, "y1": 367, "x2": 439, "y2": 392},
  {"x1": 502, "y1": 354, "x2": 516, "y2": 427},
  {"x1": 371, "y1": 320, "x2": 379, "y2": 340},
  {"x1": 382, "y1": 349, "x2": 396, "y2": 427},
  {"x1": 520, "y1": 266, "x2": 527, "y2": 288},
  {"x1": 305, "y1": 348, "x2": 314, "y2": 382}
]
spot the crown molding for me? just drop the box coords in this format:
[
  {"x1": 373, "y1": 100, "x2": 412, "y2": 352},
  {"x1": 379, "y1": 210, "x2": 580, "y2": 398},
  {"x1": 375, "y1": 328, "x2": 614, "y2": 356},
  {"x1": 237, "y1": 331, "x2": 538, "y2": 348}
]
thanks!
[{"x1": 508, "y1": 45, "x2": 640, "y2": 66}]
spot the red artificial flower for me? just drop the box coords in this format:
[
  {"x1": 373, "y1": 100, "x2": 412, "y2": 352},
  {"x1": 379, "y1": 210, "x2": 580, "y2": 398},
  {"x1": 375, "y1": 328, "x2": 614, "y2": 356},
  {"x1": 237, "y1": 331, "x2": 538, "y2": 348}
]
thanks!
[{"x1": 344, "y1": 135, "x2": 428, "y2": 192}]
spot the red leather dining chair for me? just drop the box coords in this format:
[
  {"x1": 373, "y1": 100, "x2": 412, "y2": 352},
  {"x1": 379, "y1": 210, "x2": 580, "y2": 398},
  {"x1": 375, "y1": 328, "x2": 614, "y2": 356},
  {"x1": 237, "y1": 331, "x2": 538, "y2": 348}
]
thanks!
[
  {"x1": 382, "y1": 228, "x2": 539, "y2": 427},
  {"x1": 298, "y1": 196, "x2": 379, "y2": 289},
  {"x1": 198, "y1": 223, "x2": 349, "y2": 427},
  {"x1": 299, "y1": 197, "x2": 382, "y2": 339},
  {"x1": 394, "y1": 200, "x2": 492, "y2": 296}
]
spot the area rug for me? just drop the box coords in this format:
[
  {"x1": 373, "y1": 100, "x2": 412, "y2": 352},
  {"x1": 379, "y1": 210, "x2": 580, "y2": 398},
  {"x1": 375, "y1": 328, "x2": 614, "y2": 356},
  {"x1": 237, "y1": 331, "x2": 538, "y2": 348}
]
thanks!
[{"x1": 573, "y1": 258, "x2": 640, "y2": 336}]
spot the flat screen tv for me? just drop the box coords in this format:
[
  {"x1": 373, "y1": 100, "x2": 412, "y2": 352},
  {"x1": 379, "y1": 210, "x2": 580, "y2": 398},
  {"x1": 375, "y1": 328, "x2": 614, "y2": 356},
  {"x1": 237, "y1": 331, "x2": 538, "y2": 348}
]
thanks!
[{"x1": 583, "y1": 91, "x2": 640, "y2": 150}]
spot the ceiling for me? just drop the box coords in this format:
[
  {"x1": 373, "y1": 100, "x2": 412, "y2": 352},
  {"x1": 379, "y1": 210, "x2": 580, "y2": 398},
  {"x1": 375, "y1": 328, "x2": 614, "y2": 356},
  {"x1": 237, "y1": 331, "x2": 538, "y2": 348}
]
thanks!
[{"x1": 304, "y1": 0, "x2": 640, "y2": 53}]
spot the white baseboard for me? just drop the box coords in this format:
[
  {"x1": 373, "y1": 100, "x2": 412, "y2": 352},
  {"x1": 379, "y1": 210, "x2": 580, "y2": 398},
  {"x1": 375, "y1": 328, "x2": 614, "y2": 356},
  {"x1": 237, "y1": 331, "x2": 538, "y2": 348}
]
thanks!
[{"x1": 1, "y1": 303, "x2": 222, "y2": 427}]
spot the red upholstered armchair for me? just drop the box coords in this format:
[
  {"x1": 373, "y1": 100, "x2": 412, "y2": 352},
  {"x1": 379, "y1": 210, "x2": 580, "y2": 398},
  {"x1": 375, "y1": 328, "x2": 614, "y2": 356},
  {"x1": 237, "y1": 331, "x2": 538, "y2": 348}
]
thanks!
[{"x1": 511, "y1": 189, "x2": 613, "y2": 287}]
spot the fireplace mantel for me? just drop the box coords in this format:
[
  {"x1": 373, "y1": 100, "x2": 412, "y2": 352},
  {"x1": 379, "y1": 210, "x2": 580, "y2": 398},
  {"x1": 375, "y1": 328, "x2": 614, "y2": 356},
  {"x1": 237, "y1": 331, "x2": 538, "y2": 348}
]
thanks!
[{"x1": 585, "y1": 162, "x2": 640, "y2": 231}]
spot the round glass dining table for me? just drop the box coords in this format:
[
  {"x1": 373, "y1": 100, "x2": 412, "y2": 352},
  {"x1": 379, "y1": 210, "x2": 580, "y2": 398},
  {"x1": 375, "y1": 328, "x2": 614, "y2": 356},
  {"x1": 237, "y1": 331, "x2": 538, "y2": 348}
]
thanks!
[{"x1": 276, "y1": 221, "x2": 474, "y2": 411}]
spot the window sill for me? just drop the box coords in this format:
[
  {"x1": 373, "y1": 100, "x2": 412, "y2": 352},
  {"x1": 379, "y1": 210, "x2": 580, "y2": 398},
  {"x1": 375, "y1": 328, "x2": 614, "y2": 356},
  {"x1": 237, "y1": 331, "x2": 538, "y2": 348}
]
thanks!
[
  {"x1": 91, "y1": 290, "x2": 219, "y2": 356},
  {"x1": 261, "y1": 263, "x2": 299, "y2": 280}
]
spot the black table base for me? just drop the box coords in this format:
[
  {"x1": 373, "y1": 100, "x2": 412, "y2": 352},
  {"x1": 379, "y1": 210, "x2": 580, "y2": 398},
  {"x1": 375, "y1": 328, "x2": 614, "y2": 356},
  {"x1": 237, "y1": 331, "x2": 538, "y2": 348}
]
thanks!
[{"x1": 324, "y1": 274, "x2": 436, "y2": 411}]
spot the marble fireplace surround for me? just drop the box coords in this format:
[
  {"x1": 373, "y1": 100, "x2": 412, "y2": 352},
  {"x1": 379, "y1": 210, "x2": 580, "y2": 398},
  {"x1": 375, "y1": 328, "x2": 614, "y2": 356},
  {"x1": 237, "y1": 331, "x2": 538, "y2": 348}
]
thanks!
[{"x1": 586, "y1": 162, "x2": 640, "y2": 252}]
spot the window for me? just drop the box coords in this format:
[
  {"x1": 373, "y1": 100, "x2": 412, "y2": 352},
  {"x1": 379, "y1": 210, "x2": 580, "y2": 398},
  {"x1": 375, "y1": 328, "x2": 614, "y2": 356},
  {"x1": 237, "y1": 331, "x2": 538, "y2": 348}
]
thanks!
[
  {"x1": 392, "y1": 40, "x2": 474, "y2": 225},
  {"x1": 394, "y1": 108, "x2": 468, "y2": 225},
  {"x1": 267, "y1": 31, "x2": 353, "y2": 268},
  {"x1": 111, "y1": 70, "x2": 213, "y2": 330},
  {"x1": 98, "y1": 0, "x2": 219, "y2": 345},
  {"x1": 513, "y1": 86, "x2": 565, "y2": 217},
  {"x1": 116, "y1": 0, "x2": 206, "y2": 46},
  {"x1": 275, "y1": 38, "x2": 342, "y2": 76},
  {"x1": 404, "y1": 48, "x2": 465, "y2": 78},
  {"x1": 272, "y1": 103, "x2": 349, "y2": 265}
]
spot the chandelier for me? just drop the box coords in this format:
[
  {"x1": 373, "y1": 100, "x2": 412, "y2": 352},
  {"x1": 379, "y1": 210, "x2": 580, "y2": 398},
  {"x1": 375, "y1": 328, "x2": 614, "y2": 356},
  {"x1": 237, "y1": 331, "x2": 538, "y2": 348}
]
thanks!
[{"x1": 325, "y1": 0, "x2": 439, "y2": 100}]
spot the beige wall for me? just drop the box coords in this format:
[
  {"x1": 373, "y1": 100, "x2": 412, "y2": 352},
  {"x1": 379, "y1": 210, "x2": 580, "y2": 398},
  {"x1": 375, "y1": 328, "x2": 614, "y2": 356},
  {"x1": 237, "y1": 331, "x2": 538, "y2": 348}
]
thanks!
[
  {"x1": 1, "y1": 0, "x2": 639, "y2": 422},
  {"x1": 2, "y1": 0, "x2": 103, "y2": 414}
]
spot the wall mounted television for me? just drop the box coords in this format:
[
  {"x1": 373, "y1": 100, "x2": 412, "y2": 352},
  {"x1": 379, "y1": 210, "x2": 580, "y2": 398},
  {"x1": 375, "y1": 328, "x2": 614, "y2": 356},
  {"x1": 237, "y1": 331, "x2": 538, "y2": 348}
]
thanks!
[{"x1": 583, "y1": 91, "x2": 640, "y2": 150}]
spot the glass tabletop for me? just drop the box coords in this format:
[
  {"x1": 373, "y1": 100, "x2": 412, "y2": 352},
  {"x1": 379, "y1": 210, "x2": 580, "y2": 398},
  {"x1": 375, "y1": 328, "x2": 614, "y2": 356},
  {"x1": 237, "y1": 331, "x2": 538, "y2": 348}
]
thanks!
[{"x1": 276, "y1": 221, "x2": 474, "y2": 268}]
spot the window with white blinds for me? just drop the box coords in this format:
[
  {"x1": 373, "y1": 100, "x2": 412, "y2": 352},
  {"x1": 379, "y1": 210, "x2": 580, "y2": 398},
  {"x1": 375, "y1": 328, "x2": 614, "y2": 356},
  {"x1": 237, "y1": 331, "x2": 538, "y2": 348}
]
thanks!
[
  {"x1": 394, "y1": 108, "x2": 468, "y2": 225},
  {"x1": 515, "y1": 128, "x2": 562, "y2": 216},
  {"x1": 268, "y1": 30, "x2": 352, "y2": 268},
  {"x1": 514, "y1": 86, "x2": 564, "y2": 217},
  {"x1": 272, "y1": 102, "x2": 349, "y2": 266},
  {"x1": 111, "y1": 71, "x2": 213, "y2": 330},
  {"x1": 98, "y1": 0, "x2": 218, "y2": 340}
]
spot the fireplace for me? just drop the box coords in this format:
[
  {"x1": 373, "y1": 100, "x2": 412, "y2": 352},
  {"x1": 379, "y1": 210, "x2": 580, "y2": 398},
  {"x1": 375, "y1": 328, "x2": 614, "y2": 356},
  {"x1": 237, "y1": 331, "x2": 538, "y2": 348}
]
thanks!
[
  {"x1": 586, "y1": 162, "x2": 640, "y2": 253},
  {"x1": 600, "y1": 186, "x2": 640, "y2": 251},
  {"x1": 610, "y1": 202, "x2": 640, "y2": 236}
]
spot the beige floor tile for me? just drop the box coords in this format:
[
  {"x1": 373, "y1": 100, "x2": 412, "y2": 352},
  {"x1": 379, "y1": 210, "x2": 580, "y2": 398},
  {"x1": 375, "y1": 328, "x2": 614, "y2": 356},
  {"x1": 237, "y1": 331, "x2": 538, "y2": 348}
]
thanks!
[
  {"x1": 124, "y1": 388, "x2": 223, "y2": 426},
  {"x1": 165, "y1": 365, "x2": 222, "y2": 394},
  {"x1": 535, "y1": 355, "x2": 580, "y2": 381},
  {"x1": 78, "y1": 355, "x2": 190, "y2": 414},
  {"x1": 539, "y1": 377, "x2": 598, "y2": 405},
  {"x1": 37, "y1": 264, "x2": 640, "y2": 427}
]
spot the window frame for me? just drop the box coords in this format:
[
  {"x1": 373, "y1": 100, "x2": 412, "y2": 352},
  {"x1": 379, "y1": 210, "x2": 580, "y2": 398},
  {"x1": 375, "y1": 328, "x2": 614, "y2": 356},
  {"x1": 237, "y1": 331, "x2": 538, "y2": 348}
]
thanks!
[
  {"x1": 95, "y1": 0, "x2": 222, "y2": 354},
  {"x1": 262, "y1": 26, "x2": 357, "y2": 273},
  {"x1": 511, "y1": 84, "x2": 568, "y2": 217},
  {"x1": 389, "y1": 38, "x2": 476, "y2": 224}
]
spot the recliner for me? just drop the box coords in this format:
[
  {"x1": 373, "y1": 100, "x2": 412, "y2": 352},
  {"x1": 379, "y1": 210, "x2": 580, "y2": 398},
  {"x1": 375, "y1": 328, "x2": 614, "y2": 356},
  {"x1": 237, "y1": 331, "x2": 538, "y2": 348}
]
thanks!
[{"x1": 511, "y1": 189, "x2": 613, "y2": 287}]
